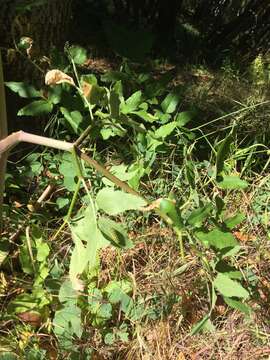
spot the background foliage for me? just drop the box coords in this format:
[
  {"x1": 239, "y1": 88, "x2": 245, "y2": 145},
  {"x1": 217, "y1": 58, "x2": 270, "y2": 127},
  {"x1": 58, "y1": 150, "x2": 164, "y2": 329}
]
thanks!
[{"x1": 0, "y1": 1, "x2": 270, "y2": 359}]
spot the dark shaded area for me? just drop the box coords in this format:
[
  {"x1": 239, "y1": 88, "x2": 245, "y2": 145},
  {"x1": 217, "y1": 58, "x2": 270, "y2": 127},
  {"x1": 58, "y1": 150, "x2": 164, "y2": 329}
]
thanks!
[
  {"x1": 1, "y1": 0, "x2": 270, "y2": 136},
  {"x1": 72, "y1": 0, "x2": 270, "y2": 64}
]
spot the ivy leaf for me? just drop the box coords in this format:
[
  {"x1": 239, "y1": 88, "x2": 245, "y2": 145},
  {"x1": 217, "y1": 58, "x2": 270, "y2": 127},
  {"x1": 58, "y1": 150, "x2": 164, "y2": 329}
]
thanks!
[
  {"x1": 5, "y1": 82, "x2": 40, "y2": 98},
  {"x1": 213, "y1": 273, "x2": 249, "y2": 299},
  {"x1": 96, "y1": 188, "x2": 146, "y2": 215},
  {"x1": 18, "y1": 100, "x2": 53, "y2": 116}
]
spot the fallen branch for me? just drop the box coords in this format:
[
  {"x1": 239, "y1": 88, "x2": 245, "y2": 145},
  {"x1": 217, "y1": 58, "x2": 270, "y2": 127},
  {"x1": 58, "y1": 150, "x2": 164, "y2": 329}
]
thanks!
[{"x1": 0, "y1": 128, "x2": 146, "y2": 231}]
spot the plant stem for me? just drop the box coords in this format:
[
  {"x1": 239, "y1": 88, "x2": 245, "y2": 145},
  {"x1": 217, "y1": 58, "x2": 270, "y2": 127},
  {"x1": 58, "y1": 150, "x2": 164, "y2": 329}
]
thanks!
[
  {"x1": 175, "y1": 227, "x2": 184, "y2": 260},
  {"x1": 52, "y1": 178, "x2": 82, "y2": 240}
]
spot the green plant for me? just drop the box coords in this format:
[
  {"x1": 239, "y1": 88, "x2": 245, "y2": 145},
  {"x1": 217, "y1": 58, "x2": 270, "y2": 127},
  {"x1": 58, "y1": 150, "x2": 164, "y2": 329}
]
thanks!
[{"x1": 1, "y1": 43, "x2": 269, "y2": 357}]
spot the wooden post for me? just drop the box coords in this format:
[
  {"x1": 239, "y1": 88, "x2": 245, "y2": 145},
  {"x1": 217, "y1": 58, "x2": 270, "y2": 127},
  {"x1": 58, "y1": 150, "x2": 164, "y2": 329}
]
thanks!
[{"x1": 0, "y1": 51, "x2": 8, "y2": 232}]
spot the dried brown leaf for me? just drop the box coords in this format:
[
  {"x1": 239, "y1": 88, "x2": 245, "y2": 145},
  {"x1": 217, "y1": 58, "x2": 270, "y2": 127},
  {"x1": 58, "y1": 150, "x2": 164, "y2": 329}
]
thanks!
[{"x1": 45, "y1": 69, "x2": 75, "y2": 86}]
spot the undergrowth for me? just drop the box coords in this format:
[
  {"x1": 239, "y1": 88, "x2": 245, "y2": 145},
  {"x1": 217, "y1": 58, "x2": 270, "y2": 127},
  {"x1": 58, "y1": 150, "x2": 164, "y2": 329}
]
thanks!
[{"x1": 0, "y1": 44, "x2": 269, "y2": 360}]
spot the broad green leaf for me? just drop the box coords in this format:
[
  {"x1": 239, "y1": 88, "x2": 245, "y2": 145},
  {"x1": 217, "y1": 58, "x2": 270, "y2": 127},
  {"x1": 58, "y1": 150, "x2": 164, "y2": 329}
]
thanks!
[
  {"x1": 185, "y1": 160, "x2": 196, "y2": 189},
  {"x1": 19, "y1": 239, "x2": 34, "y2": 275},
  {"x1": 161, "y1": 91, "x2": 181, "y2": 114},
  {"x1": 190, "y1": 314, "x2": 210, "y2": 335},
  {"x1": 30, "y1": 225, "x2": 49, "y2": 263},
  {"x1": 30, "y1": 161, "x2": 43, "y2": 175},
  {"x1": 117, "y1": 330, "x2": 129, "y2": 342},
  {"x1": 131, "y1": 110, "x2": 158, "y2": 122},
  {"x1": 217, "y1": 175, "x2": 249, "y2": 189},
  {"x1": 96, "y1": 188, "x2": 147, "y2": 215},
  {"x1": 187, "y1": 204, "x2": 213, "y2": 227},
  {"x1": 221, "y1": 245, "x2": 241, "y2": 258},
  {"x1": 59, "y1": 279, "x2": 78, "y2": 305},
  {"x1": 176, "y1": 111, "x2": 194, "y2": 126},
  {"x1": 70, "y1": 234, "x2": 95, "y2": 287},
  {"x1": 69, "y1": 206, "x2": 109, "y2": 287},
  {"x1": 53, "y1": 304, "x2": 82, "y2": 339},
  {"x1": 7, "y1": 293, "x2": 37, "y2": 313},
  {"x1": 113, "y1": 80, "x2": 123, "y2": 97},
  {"x1": 98, "y1": 217, "x2": 133, "y2": 249},
  {"x1": 102, "y1": 164, "x2": 137, "y2": 186},
  {"x1": 104, "y1": 280, "x2": 132, "y2": 304},
  {"x1": 18, "y1": 100, "x2": 53, "y2": 116},
  {"x1": 96, "y1": 303, "x2": 112, "y2": 320},
  {"x1": 215, "y1": 195, "x2": 225, "y2": 216},
  {"x1": 58, "y1": 153, "x2": 78, "y2": 191},
  {"x1": 7, "y1": 289, "x2": 49, "y2": 314},
  {"x1": 224, "y1": 212, "x2": 245, "y2": 229},
  {"x1": 100, "y1": 123, "x2": 126, "y2": 139},
  {"x1": 215, "y1": 261, "x2": 242, "y2": 279},
  {"x1": 154, "y1": 121, "x2": 177, "y2": 139},
  {"x1": 195, "y1": 228, "x2": 238, "y2": 250},
  {"x1": 154, "y1": 110, "x2": 171, "y2": 123},
  {"x1": 69, "y1": 45, "x2": 87, "y2": 65},
  {"x1": 87, "y1": 84, "x2": 106, "y2": 105},
  {"x1": 159, "y1": 199, "x2": 183, "y2": 228},
  {"x1": 121, "y1": 91, "x2": 142, "y2": 114},
  {"x1": 34, "y1": 262, "x2": 49, "y2": 286},
  {"x1": 109, "y1": 90, "x2": 120, "y2": 118},
  {"x1": 36, "y1": 239, "x2": 50, "y2": 262},
  {"x1": 56, "y1": 197, "x2": 69, "y2": 209},
  {"x1": 81, "y1": 74, "x2": 97, "y2": 85},
  {"x1": 5, "y1": 82, "x2": 40, "y2": 98},
  {"x1": 47, "y1": 84, "x2": 62, "y2": 104},
  {"x1": 60, "y1": 107, "x2": 83, "y2": 134},
  {"x1": 139, "y1": 102, "x2": 148, "y2": 110},
  {"x1": 104, "y1": 332, "x2": 115, "y2": 345},
  {"x1": 213, "y1": 273, "x2": 249, "y2": 299},
  {"x1": 216, "y1": 133, "x2": 233, "y2": 175},
  {"x1": 223, "y1": 297, "x2": 252, "y2": 315}
]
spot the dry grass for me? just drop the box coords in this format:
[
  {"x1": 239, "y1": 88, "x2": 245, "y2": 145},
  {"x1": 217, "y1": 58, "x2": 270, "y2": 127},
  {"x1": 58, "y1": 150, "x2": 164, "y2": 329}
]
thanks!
[{"x1": 92, "y1": 204, "x2": 270, "y2": 360}]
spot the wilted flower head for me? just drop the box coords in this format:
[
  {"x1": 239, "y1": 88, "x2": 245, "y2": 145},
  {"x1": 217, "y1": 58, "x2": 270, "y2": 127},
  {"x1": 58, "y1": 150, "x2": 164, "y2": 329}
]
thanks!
[{"x1": 45, "y1": 69, "x2": 75, "y2": 86}]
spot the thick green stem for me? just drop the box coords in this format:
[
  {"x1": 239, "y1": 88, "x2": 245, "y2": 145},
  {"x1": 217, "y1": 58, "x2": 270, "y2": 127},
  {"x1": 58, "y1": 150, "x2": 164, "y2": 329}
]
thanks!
[{"x1": 175, "y1": 227, "x2": 184, "y2": 260}]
